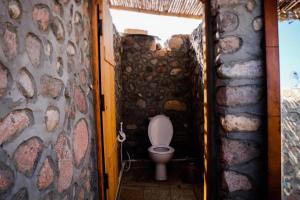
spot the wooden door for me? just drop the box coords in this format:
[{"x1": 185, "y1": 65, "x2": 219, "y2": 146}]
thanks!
[
  {"x1": 100, "y1": 0, "x2": 120, "y2": 199},
  {"x1": 91, "y1": 1, "x2": 105, "y2": 199}
]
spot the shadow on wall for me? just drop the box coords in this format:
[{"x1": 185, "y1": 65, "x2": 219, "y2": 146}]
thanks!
[{"x1": 116, "y1": 25, "x2": 204, "y2": 160}]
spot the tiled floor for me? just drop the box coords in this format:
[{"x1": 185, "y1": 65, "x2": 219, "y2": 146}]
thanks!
[{"x1": 118, "y1": 161, "x2": 202, "y2": 200}]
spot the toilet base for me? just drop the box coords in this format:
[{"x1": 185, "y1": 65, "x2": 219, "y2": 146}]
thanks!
[{"x1": 155, "y1": 163, "x2": 167, "y2": 181}]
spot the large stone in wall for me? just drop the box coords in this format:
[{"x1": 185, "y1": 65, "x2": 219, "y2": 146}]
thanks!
[
  {"x1": 67, "y1": 41, "x2": 76, "y2": 56},
  {"x1": 218, "y1": 60, "x2": 264, "y2": 79},
  {"x1": 217, "y1": 86, "x2": 262, "y2": 106},
  {"x1": 219, "y1": 36, "x2": 242, "y2": 54},
  {"x1": 0, "y1": 109, "x2": 33, "y2": 145},
  {"x1": 51, "y1": 17, "x2": 65, "y2": 42},
  {"x1": 164, "y1": 100, "x2": 187, "y2": 112},
  {"x1": 149, "y1": 40, "x2": 157, "y2": 51},
  {"x1": 222, "y1": 171, "x2": 252, "y2": 192},
  {"x1": 0, "y1": 63, "x2": 9, "y2": 97},
  {"x1": 32, "y1": 4, "x2": 50, "y2": 32},
  {"x1": 55, "y1": 133, "x2": 73, "y2": 193},
  {"x1": 220, "y1": 114, "x2": 261, "y2": 132},
  {"x1": 170, "y1": 68, "x2": 183, "y2": 76},
  {"x1": 156, "y1": 49, "x2": 167, "y2": 57},
  {"x1": 74, "y1": 86, "x2": 87, "y2": 113},
  {"x1": 0, "y1": 161, "x2": 14, "y2": 195},
  {"x1": 221, "y1": 138, "x2": 260, "y2": 166},
  {"x1": 40, "y1": 74, "x2": 64, "y2": 98},
  {"x1": 246, "y1": 0, "x2": 256, "y2": 12},
  {"x1": 136, "y1": 99, "x2": 146, "y2": 109},
  {"x1": 8, "y1": 0, "x2": 22, "y2": 19},
  {"x1": 26, "y1": 33, "x2": 43, "y2": 68},
  {"x1": 253, "y1": 17, "x2": 263, "y2": 31},
  {"x1": 17, "y1": 68, "x2": 35, "y2": 98},
  {"x1": 45, "y1": 106, "x2": 60, "y2": 132},
  {"x1": 73, "y1": 119, "x2": 89, "y2": 167},
  {"x1": 13, "y1": 137, "x2": 43, "y2": 177},
  {"x1": 217, "y1": 12, "x2": 239, "y2": 32},
  {"x1": 2, "y1": 23, "x2": 18, "y2": 60},
  {"x1": 37, "y1": 157, "x2": 54, "y2": 190},
  {"x1": 168, "y1": 36, "x2": 184, "y2": 50}
]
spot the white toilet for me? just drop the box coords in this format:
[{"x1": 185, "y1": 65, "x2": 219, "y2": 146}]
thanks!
[{"x1": 148, "y1": 115, "x2": 175, "y2": 181}]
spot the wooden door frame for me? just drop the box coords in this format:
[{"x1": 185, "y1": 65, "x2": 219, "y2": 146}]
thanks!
[
  {"x1": 203, "y1": 0, "x2": 217, "y2": 200},
  {"x1": 264, "y1": 0, "x2": 281, "y2": 199},
  {"x1": 91, "y1": 0, "x2": 106, "y2": 199}
]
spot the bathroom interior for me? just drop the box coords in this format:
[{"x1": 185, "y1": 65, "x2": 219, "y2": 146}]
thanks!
[{"x1": 107, "y1": 8, "x2": 206, "y2": 200}]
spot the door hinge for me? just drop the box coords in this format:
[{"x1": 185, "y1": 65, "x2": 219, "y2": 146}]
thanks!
[
  {"x1": 98, "y1": 18, "x2": 103, "y2": 36},
  {"x1": 104, "y1": 173, "x2": 109, "y2": 189},
  {"x1": 100, "y1": 94, "x2": 105, "y2": 111}
]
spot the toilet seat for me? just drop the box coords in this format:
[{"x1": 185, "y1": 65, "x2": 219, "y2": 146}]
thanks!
[
  {"x1": 148, "y1": 145, "x2": 174, "y2": 155},
  {"x1": 148, "y1": 115, "x2": 173, "y2": 146}
]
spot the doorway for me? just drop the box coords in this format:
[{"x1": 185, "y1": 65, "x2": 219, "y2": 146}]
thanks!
[{"x1": 101, "y1": 0, "x2": 204, "y2": 199}]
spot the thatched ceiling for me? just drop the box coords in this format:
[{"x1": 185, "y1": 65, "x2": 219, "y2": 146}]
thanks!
[
  {"x1": 109, "y1": 0, "x2": 203, "y2": 19},
  {"x1": 109, "y1": 0, "x2": 299, "y2": 21},
  {"x1": 279, "y1": 0, "x2": 300, "y2": 21}
]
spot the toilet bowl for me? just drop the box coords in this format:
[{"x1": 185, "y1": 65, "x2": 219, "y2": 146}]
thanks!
[{"x1": 147, "y1": 115, "x2": 174, "y2": 181}]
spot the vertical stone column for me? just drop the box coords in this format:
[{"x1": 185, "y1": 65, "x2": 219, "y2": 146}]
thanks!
[
  {"x1": 0, "y1": 0, "x2": 98, "y2": 199},
  {"x1": 210, "y1": 0, "x2": 265, "y2": 199}
]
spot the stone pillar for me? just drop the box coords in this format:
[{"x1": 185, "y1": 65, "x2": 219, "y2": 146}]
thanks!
[
  {"x1": 210, "y1": 0, "x2": 265, "y2": 199},
  {"x1": 0, "y1": 1, "x2": 98, "y2": 199}
]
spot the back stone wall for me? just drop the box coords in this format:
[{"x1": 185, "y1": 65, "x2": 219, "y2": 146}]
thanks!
[
  {"x1": 121, "y1": 34, "x2": 201, "y2": 159},
  {"x1": 0, "y1": 0, "x2": 98, "y2": 199}
]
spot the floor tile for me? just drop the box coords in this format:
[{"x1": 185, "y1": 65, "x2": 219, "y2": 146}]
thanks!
[
  {"x1": 170, "y1": 188, "x2": 196, "y2": 200},
  {"x1": 144, "y1": 187, "x2": 171, "y2": 200},
  {"x1": 119, "y1": 186, "x2": 144, "y2": 200}
]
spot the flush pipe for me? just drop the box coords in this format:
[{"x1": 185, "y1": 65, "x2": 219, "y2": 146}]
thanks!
[{"x1": 117, "y1": 122, "x2": 131, "y2": 172}]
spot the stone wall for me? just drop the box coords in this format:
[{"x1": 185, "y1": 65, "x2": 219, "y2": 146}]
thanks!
[
  {"x1": 121, "y1": 34, "x2": 200, "y2": 159},
  {"x1": 210, "y1": 0, "x2": 266, "y2": 199},
  {"x1": 0, "y1": 0, "x2": 98, "y2": 199},
  {"x1": 190, "y1": 24, "x2": 205, "y2": 159},
  {"x1": 282, "y1": 88, "x2": 300, "y2": 200}
]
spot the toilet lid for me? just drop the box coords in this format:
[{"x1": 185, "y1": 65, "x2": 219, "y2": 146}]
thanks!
[{"x1": 148, "y1": 115, "x2": 173, "y2": 145}]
